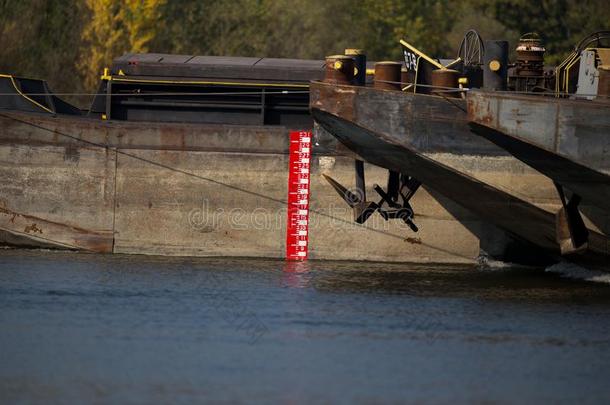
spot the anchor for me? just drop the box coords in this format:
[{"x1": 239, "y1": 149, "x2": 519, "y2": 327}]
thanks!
[
  {"x1": 323, "y1": 160, "x2": 421, "y2": 232},
  {"x1": 554, "y1": 182, "x2": 588, "y2": 255}
]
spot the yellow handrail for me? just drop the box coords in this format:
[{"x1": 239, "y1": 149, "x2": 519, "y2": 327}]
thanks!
[{"x1": 105, "y1": 75, "x2": 309, "y2": 88}]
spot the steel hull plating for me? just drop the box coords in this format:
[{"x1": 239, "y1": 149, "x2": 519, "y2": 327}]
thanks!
[
  {"x1": 468, "y1": 91, "x2": 610, "y2": 215},
  {"x1": 309, "y1": 81, "x2": 610, "y2": 260},
  {"x1": 0, "y1": 109, "x2": 489, "y2": 263}
]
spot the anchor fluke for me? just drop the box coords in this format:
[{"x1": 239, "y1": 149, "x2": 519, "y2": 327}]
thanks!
[
  {"x1": 322, "y1": 173, "x2": 360, "y2": 207},
  {"x1": 323, "y1": 164, "x2": 422, "y2": 232},
  {"x1": 322, "y1": 174, "x2": 379, "y2": 223}
]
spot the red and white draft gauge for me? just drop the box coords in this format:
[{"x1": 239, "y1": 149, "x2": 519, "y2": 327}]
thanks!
[{"x1": 285, "y1": 131, "x2": 312, "y2": 260}]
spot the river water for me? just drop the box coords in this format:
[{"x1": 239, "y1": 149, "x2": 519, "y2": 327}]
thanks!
[{"x1": 1, "y1": 249, "x2": 610, "y2": 404}]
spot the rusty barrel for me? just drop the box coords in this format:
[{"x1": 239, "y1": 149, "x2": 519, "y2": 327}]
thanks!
[
  {"x1": 345, "y1": 49, "x2": 366, "y2": 86},
  {"x1": 431, "y1": 69, "x2": 460, "y2": 98},
  {"x1": 324, "y1": 55, "x2": 355, "y2": 85},
  {"x1": 374, "y1": 61, "x2": 402, "y2": 91}
]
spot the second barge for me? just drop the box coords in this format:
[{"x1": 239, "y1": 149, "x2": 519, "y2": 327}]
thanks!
[{"x1": 311, "y1": 32, "x2": 610, "y2": 266}]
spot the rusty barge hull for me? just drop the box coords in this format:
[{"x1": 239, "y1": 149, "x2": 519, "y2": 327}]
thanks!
[
  {"x1": 0, "y1": 109, "x2": 491, "y2": 263},
  {"x1": 468, "y1": 91, "x2": 610, "y2": 214},
  {"x1": 309, "y1": 81, "x2": 610, "y2": 259}
]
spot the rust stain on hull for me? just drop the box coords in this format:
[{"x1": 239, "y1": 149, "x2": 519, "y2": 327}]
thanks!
[
  {"x1": 23, "y1": 223, "x2": 43, "y2": 234},
  {"x1": 0, "y1": 204, "x2": 113, "y2": 253},
  {"x1": 405, "y1": 237, "x2": 422, "y2": 244}
]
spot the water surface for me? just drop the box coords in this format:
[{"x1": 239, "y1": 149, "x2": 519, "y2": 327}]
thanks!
[{"x1": 1, "y1": 250, "x2": 610, "y2": 403}]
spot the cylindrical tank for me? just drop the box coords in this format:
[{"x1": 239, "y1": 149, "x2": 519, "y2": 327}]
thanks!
[
  {"x1": 374, "y1": 61, "x2": 402, "y2": 91},
  {"x1": 515, "y1": 34, "x2": 545, "y2": 77},
  {"x1": 483, "y1": 40, "x2": 509, "y2": 91},
  {"x1": 345, "y1": 49, "x2": 366, "y2": 86},
  {"x1": 431, "y1": 69, "x2": 460, "y2": 97},
  {"x1": 324, "y1": 55, "x2": 355, "y2": 85}
]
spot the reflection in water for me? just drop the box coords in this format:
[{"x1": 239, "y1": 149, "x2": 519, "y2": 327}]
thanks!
[
  {"x1": 1, "y1": 249, "x2": 610, "y2": 403},
  {"x1": 282, "y1": 260, "x2": 313, "y2": 289}
]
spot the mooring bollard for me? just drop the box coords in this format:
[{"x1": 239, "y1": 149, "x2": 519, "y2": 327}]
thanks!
[
  {"x1": 374, "y1": 61, "x2": 401, "y2": 91},
  {"x1": 431, "y1": 69, "x2": 460, "y2": 98},
  {"x1": 324, "y1": 55, "x2": 355, "y2": 85},
  {"x1": 345, "y1": 49, "x2": 366, "y2": 86}
]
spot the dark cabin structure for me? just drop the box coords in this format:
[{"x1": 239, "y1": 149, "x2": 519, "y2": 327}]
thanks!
[{"x1": 89, "y1": 53, "x2": 326, "y2": 129}]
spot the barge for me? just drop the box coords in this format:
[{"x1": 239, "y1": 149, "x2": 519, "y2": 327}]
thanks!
[
  {"x1": 311, "y1": 31, "x2": 610, "y2": 266},
  {"x1": 0, "y1": 54, "x2": 497, "y2": 263}
]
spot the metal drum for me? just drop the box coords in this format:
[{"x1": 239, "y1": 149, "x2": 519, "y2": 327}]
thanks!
[
  {"x1": 324, "y1": 55, "x2": 355, "y2": 85},
  {"x1": 374, "y1": 61, "x2": 402, "y2": 91},
  {"x1": 431, "y1": 69, "x2": 460, "y2": 97}
]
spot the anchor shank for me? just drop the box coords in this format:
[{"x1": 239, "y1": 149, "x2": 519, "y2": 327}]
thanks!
[{"x1": 354, "y1": 159, "x2": 366, "y2": 203}]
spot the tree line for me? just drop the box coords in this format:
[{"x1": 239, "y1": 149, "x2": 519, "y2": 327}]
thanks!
[{"x1": 0, "y1": 0, "x2": 607, "y2": 104}]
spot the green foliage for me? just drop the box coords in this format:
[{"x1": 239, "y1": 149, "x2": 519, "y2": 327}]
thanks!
[
  {"x1": 0, "y1": 0, "x2": 608, "y2": 101},
  {"x1": 78, "y1": 0, "x2": 166, "y2": 91},
  {"x1": 353, "y1": 0, "x2": 457, "y2": 60},
  {"x1": 0, "y1": 0, "x2": 85, "y2": 95}
]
